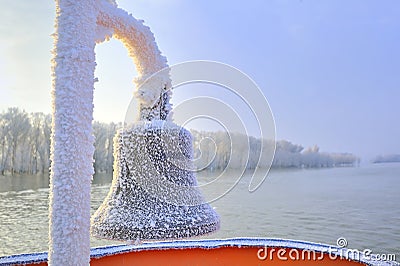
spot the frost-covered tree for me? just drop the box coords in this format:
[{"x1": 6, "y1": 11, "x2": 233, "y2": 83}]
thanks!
[
  {"x1": 29, "y1": 113, "x2": 44, "y2": 174},
  {"x1": 1, "y1": 108, "x2": 31, "y2": 175},
  {"x1": 0, "y1": 112, "x2": 9, "y2": 175},
  {"x1": 28, "y1": 113, "x2": 52, "y2": 174},
  {"x1": 93, "y1": 122, "x2": 108, "y2": 173},
  {"x1": 0, "y1": 109, "x2": 51, "y2": 175},
  {"x1": 91, "y1": 121, "x2": 121, "y2": 174},
  {"x1": 39, "y1": 114, "x2": 52, "y2": 174},
  {"x1": 104, "y1": 122, "x2": 118, "y2": 174}
]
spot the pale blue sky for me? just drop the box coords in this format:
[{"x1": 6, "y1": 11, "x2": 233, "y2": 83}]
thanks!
[{"x1": 0, "y1": 0, "x2": 399, "y2": 160}]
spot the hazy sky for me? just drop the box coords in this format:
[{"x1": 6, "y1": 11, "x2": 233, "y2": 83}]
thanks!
[{"x1": 0, "y1": 0, "x2": 399, "y2": 160}]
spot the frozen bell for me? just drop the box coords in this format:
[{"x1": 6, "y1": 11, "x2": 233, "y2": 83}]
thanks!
[{"x1": 90, "y1": 120, "x2": 220, "y2": 241}]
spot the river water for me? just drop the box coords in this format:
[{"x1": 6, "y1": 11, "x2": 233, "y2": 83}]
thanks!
[{"x1": 0, "y1": 163, "x2": 399, "y2": 260}]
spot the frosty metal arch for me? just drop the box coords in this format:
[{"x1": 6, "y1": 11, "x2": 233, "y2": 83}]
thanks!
[
  {"x1": 95, "y1": 0, "x2": 172, "y2": 119},
  {"x1": 49, "y1": 0, "x2": 171, "y2": 265}
]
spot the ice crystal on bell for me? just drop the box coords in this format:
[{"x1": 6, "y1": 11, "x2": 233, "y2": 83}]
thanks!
[{"x1": 91, "y1": 121, "x2": 220, "y2": 241}]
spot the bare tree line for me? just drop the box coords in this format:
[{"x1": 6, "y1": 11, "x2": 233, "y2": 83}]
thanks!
[
  {"x1": 191, "y1": 131, "x2": 359, "y2": 171},
  {"x1": 0, "y1": 108, "x2": 117, "y2": 176},
  {"x1": 0, "y1": 107, "x2": 359, "y2": 176}
]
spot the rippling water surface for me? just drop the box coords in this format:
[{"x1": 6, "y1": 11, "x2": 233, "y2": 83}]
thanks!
[{"x1": 0, "y1": 163, "x2": 399, "y2": 259}]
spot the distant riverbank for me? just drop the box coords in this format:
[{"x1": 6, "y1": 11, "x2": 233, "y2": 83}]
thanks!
[{"x1": 373, "y1": 154, "x2": 400, "y2": 164}]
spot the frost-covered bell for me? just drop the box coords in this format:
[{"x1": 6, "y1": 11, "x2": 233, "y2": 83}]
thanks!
[{"x1": 91, "y1": 120, "x2": 220, "y2": 241}]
